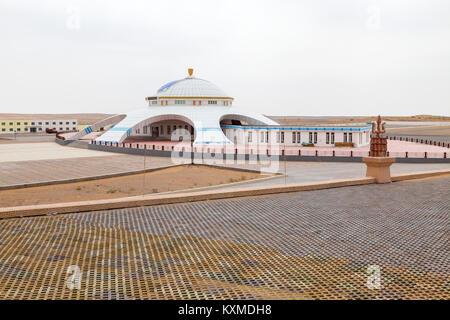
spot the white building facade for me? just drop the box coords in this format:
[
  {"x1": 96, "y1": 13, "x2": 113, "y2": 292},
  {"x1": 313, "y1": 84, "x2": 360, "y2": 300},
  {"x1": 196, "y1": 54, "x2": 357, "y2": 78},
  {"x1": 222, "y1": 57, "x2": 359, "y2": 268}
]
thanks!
[{"x1": 73, "y1": 69, "x2": 371, "y2": 148}]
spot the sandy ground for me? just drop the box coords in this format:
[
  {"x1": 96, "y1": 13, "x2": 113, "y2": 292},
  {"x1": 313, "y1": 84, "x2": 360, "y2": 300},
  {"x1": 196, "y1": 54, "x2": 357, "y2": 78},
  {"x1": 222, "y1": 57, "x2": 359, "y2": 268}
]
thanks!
[
  {"x1": 0, "y1": 113, "x2": 112, "y2": 125},
  {"x1": 0, "y1": 142, "x2": 117, "y2": 162},
  {"x1": 0, "y1": 165, "x2": 263, "y2": 207},
  {"x1": 269, "y1": 115, "x2": 450, "y2": 125},
  {"x1": 387, "y1": 125, "x2": 450, "y2": 136}
]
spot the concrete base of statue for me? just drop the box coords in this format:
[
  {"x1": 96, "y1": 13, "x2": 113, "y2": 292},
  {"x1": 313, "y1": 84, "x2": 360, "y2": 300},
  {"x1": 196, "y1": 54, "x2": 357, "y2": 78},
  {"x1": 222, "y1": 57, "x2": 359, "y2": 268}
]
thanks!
[{"x1": 362, "y1": 157, "x2": 395, "y2": 183}]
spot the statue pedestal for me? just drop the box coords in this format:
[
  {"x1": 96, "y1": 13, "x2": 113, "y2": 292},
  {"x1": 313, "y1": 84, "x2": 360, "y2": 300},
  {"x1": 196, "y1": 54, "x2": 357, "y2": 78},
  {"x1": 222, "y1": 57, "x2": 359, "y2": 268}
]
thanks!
[{"x1": 363, "y1": 157, "x2": 395, "y2": 183}]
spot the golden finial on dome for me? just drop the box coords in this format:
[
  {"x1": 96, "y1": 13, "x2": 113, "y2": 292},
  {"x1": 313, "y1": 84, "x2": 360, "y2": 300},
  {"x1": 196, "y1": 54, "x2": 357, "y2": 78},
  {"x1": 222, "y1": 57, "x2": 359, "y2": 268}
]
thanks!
[{"x1": 188, "y1": 68, "x2": 194, "y2": 76}]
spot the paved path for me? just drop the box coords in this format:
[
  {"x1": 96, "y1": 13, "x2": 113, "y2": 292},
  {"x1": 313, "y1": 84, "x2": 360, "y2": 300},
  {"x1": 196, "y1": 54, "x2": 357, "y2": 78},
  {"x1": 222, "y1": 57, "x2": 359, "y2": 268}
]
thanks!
[
  {"x1": 212, "y1": 161, "x2": 450, "y2": 189},
  {"x1": 0, "y1": 142, "x2": 117, "y2": 162},
  {"x1": 0, "y1": 176, "x2": 448, "y2": 299},
  {"x1": 0, "y1": 155, "x2": 173, "y2": 188}
]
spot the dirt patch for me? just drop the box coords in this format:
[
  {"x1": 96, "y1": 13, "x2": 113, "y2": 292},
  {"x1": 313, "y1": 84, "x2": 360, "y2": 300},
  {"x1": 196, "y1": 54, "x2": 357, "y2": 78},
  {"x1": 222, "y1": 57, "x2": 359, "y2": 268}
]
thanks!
[
  {"x1": 0, "y1": 165, "x2": 264, "y2": 207},
  {"x1": 387, "y1": 125, "x2": 450, "y2": 136}
]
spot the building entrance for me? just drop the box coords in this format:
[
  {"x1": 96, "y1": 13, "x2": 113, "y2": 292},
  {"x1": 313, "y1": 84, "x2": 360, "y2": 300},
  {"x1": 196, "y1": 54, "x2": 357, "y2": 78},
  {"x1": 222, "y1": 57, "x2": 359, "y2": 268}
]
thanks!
[{"x1": 152, "y1": 126, "x2": 159, "y2": 138}]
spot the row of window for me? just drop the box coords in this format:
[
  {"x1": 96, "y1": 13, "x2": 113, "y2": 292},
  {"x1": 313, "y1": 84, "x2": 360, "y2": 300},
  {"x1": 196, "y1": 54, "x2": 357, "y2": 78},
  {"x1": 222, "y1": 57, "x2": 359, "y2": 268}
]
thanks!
[
  {"x1": 157, "y1": 100, "x2": 230, "y2": 106},
  {"x1": 1, "y1": 127, "x2": 77, "y2": 132},
  {"x1": 243, "y1": 131, "x2": 354, "y2": 144},
  {"x1": 137, "y1": 124, "x2": 194, "y2": 136},
  {"x1": 0, "y1": 121, "x2": 76, "y2": 126}
]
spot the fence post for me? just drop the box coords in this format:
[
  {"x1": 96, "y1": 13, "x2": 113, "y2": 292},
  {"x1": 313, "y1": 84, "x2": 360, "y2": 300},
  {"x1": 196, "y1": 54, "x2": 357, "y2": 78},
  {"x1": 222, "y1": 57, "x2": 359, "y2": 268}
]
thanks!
[
  {"x1": 332, "y1": 150, "x2": 335, "y2": 157},
  {"x1": 350, "y1": 150, "x2": 353, "y2": 157},
  {"x1": 424, "y1": 152, "x2": 427, "y2": 159},
  {"x1": 444, "y1": 152, "x2": 447, "y2": 159},
  {"x1": 315, "y1": 150, "x2": 318, "y2": 157},
  {"x1": 405, "y1": 152, "x2": 408, "y2": 158}
]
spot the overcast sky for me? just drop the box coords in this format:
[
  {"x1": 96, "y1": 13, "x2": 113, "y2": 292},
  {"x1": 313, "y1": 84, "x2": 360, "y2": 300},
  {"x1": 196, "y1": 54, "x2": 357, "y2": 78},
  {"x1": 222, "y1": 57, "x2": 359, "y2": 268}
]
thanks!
[{"x1": 0, "y1": 0, "x2": 449, "y2": 116}]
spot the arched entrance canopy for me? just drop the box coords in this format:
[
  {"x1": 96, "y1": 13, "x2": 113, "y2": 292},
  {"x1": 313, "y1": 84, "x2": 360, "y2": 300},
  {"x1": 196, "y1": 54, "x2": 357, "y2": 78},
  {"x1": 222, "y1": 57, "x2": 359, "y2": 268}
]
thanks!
[{"x1": 95, "y1": 106, "x2": 277, "y2": 145}]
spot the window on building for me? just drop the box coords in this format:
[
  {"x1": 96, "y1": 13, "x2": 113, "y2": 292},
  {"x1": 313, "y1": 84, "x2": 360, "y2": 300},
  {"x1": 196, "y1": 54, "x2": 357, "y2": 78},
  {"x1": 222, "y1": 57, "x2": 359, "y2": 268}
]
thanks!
[
  {"x1": 344, "y1": 132, "x2": 348, "y2": 143},
  {"x1": 248, "y1": 131, "x2": 253, "y2": 143},
  {"x1": 292, "y1": 131, "x2": 296, "y2": 143},
  {"x1": 260, "y1": 132, "x2": 264, "y2": 143},
  {"x1": 9, "y1": 128, "x2": 13, "y2": 131},
  {"x1": 160, "y1": 126, "x2": 164, "y2": 135},
  {"x1": 326, "y1": 132, "x2": 330, "y2": 144},
  {"x1": 199, "y1": 100, "x2": 202, "y2": 105},
  {"x1": 9, "y1": 122, "x2": 13, "y2": 125},
  {"x1": 73, "y1": 122, "x2": 76, "y2": 125},
  {"x1": 17, "y1": 122, "x2": 21, "y2": 125},
  {"x1": 66, "y1": 127, "x2": 69, "y2": 131},
  {"x1": 167, "y1": 125, "x2": 171, "y2": 135},
  {"x1": 265, "y1": 131, "x2": 268, "y2": 143},
  {"x1": 276, "y1": 132, "x2": 280, "y2": 143},
  {"x1": 24, "y1": 122, "x2": 28, "y2": 125},
  {"x1": 349, "y1": 132, "x2": 353, "y2": 142},
  {"x1": 297, "y1": 132, "x2": 301, "y2": 143},
  {"x1": 175, "y1": 100, "x2": 186, "y2": 105},
  {"x1": 1, "y1": 129, "x2": 5, "y2": 132},
  {"x1": 72, "y1": 127, "x2": 76, "y2": 130},
  {"x1": 53, "y1": 122, "x2": 56, "y2": 125},
  {"x1": 208, "y1": 100, "x2": 217, "y2": 105},
  {"x1": 38, "y1": 128, "x2": 42, "y2": 131},
  {"x1": 193, "y1": 101, "x2": 196, "y2": 105},
  {"x1": 17, "y1": 128, "x2": 21, "y2": 132},
  {"x1": 173, "y1": 125, "x2": 176, "y2": 131},
  {"x1": 331, "y1": 132, "x2": 335, "y2": 144},
  {"x1": 1, "y1": 122, "x2": 5, "y2": 126},
  {"x1": 25, "y1": 128, "x2": 28, "y2": 131},
  {"x1": 281, "y1": 132, "x2": 285, "y2": 143},
  {"x1": 309, "y1": 132, "x2": 313, "y2": 143},
  {"x1": 46, "y1": 122, "x2": 49, "y2": 125},
  {"x1": 313, "y1": 132, "x2": 317, "y2": 144},
  {"x1": 143, "y1": 126, "x2": 147, "y2": 134}
]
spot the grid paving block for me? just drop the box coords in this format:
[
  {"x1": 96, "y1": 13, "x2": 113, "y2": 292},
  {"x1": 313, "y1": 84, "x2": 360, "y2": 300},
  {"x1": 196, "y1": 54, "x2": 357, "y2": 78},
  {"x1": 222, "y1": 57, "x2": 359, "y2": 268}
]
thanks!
[{"x1": 0, "y1": 176, "x2": 449, "y2": 299}]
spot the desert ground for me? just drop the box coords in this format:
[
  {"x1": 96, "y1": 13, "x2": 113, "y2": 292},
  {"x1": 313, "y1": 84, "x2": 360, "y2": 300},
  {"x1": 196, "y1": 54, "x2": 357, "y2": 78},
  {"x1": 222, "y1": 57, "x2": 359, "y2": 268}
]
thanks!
[
  {"x1": 2, "y1": 113, "x2": 450, "y2": 126},
  {"x1": 0, "y1": 165, "x2": 263, "y2": 207},
  {"x1": 0, "y1": 113, "x2": 112, "y2": 125}
]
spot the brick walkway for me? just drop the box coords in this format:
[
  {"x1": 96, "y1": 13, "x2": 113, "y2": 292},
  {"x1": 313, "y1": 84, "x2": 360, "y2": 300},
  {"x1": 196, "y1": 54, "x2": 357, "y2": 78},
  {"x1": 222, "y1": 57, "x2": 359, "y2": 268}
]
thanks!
[
  {"x1": 0, "y1": 176, "x2": 448, "y2": 299},
  {"x1": 0, "y1": 155, "x2": 172, "y2": 188}
]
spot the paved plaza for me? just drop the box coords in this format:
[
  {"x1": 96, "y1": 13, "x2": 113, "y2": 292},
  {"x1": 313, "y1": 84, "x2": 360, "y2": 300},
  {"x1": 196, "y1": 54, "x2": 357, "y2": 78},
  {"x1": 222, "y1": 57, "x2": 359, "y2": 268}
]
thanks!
[
  {"x1": 0, "y1": 155, "x2": 173, "y2": 188},
  {"x1": 0, "y1": 142, "x2": 116, "y2": 162},
  {"x1": 0, "y1": 176, "x2": 448, "y2": 299}
]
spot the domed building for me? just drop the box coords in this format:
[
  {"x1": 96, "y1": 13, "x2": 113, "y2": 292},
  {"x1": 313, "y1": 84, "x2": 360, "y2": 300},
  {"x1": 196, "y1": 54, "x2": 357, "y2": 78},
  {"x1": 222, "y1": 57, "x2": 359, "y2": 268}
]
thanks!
[
  {"x1": 69, "y1": 69, "x2": 371, "y2": 148},
  {"x1": 79, "y1": 68, "x2": 277, "y2": 145}
]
